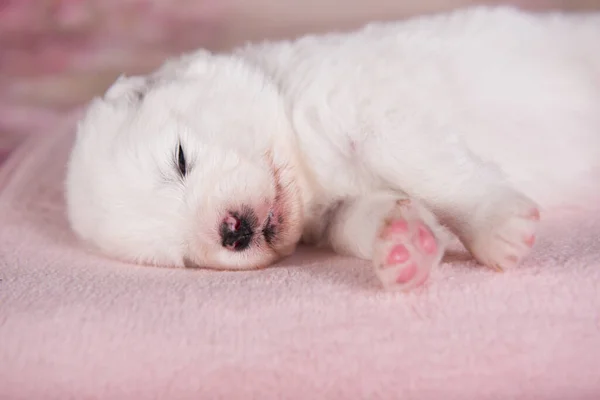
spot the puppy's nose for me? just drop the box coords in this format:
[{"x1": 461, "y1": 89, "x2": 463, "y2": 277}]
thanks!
[{"x1": 220, "y1": 212, "x2": 255, "y2": 251}]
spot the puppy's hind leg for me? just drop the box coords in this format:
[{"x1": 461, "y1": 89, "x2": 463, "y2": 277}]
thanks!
[
  {"x1": 323, "y1": 192, "x2": 447, "y2": 291},
  {"x1": 363, "y1": 127, "x2": 540, "y2": 272}
]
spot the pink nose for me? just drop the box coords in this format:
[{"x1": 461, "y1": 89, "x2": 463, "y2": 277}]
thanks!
[{"x1": 224, "y1": 215, "x2": 241, "y2": 231}]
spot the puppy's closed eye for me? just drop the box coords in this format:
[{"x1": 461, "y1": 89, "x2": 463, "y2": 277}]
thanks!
[{"x1": 176, "y1": 143, "x2": 187, "y2": 177}]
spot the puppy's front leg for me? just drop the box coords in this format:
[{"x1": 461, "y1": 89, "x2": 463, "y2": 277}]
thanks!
[{"x1": 321, "y1": 192, "x2": 446, "y2": 290}]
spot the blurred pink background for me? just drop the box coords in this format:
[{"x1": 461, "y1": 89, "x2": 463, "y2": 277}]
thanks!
[{"x1": 1, "y1": 0, "x2": 599, "y2": 163}]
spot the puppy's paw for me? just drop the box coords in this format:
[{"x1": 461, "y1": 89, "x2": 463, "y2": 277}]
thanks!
[
  {"x1": 373, "y1": 200, "x2": 444, "y2": 291},
  {"x1": 466, "y1": 195, "x2": 540, "y2": 271}
]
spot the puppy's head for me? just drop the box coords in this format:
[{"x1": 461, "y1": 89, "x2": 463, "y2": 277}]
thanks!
[{"x1": 65, "y1": 52, "x2": 304, "y2": 270}]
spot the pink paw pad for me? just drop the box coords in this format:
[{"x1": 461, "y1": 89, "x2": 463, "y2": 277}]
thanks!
[
  {"x1": 416, "y1": 224, "x2": 437, "y2": 254},
  {"x1": 386, "y1": 244, "x2": 410, "y2": 265},
  {"x1": 374, "y1": 208, "x2": 443, "y2": 291},
  {"x1": 381, "y1": 219, "x2": 409, "y2": 238},
  {"x1": 396, "y1": 263, "x2": 417, "y2": 284},
  {"x1": 524, "y1": 235, "x2": 536, "y2": 247}
]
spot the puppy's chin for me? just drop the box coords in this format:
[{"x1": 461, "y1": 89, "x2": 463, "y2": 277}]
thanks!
[{"x1": 184, "y1": 242, "x2": 299, "y2": 271}]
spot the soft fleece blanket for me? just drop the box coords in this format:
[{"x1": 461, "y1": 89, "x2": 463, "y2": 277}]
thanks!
[{"x1": 1, "y1": 113, "x2": 600, "y2": 399}]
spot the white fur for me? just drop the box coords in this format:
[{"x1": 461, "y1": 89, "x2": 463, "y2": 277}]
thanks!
[{"x1": 65, "y1": 7, "x2": 600, "y2": 286}]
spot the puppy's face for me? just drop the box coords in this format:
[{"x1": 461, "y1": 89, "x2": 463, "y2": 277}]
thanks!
[{"x1": 66, "y1": 52, "x2": 304, "y2": 270}]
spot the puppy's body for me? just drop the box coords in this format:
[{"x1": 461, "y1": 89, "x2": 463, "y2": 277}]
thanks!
[
  {"x1": 66, "y1": 7, "x2": 600, "y2": 290},
  {"x1": 240, "y1": 8, "x2": 599, "y2": 208}
]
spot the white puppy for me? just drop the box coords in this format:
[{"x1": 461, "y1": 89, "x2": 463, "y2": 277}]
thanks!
[{"x1": 65, "y1": 7, "x2": 600, "y2": 290}]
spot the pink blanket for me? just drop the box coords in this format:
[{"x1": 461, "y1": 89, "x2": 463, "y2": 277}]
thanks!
[{"x1": 1, "y1": 112, "x2": 599, "y2": 399}]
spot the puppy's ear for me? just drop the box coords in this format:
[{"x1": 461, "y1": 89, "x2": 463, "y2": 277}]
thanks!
[
  {"x1": 104, "y1": 74, "x2": 149, "y2": 103},
  {"x1": 156, "y1": 49, "x2": 213, "y2": 77}
]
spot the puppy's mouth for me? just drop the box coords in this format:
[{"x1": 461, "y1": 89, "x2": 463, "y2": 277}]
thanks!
[
  {"x1": 263, "y1": 161, "x2": 285, "y2": 247},
  {"x1": 262, "y1": 209, "x2": 277, "y2": 244}
]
